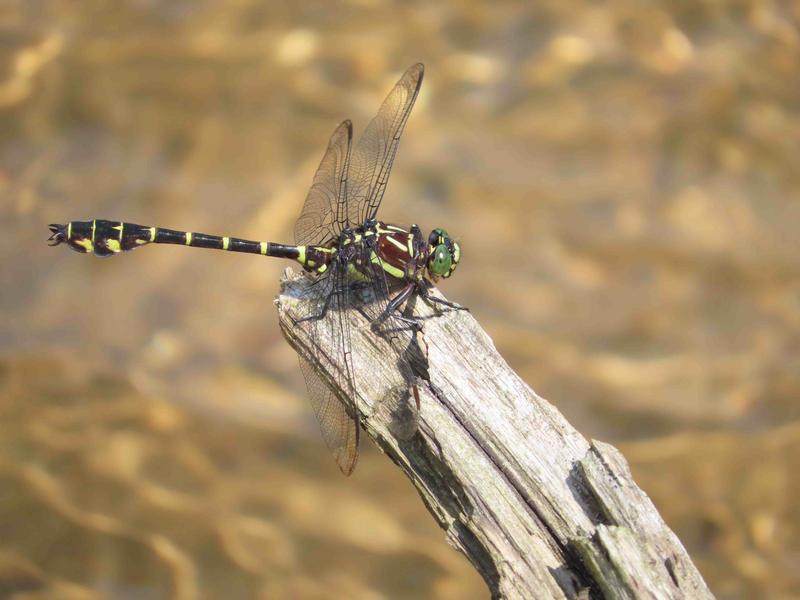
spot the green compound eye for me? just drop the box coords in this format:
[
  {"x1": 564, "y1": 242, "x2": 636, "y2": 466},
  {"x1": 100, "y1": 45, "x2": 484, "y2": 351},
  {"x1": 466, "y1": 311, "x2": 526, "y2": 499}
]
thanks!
[{"x1": 430, "y1": 244, "x2": 453, "y2": 277}]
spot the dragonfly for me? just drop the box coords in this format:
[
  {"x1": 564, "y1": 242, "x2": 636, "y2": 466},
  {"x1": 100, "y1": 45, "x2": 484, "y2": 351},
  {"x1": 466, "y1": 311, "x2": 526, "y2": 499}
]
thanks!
[{"x1": 47, "y1": 63, "x2": 464, "y2": 475}]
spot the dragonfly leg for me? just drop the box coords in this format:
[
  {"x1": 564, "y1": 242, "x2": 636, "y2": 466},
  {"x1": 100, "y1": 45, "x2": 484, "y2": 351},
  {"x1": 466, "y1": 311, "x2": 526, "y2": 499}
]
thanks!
[
  {"x1": 419, "y1": 281, "x2": 469, "y2": 312},
  {"x1": 391, "y1": 313, "x2": 424, "y2": 328},
  {"x1": 426, "y1": 295, "x2": 468, "y2": 310},
  {"x1": 385, "y1": 283, "x2": 416, "y2": 315},
  {"x1": 371, "y1": 283, "x2": 423, "y2": 330}
]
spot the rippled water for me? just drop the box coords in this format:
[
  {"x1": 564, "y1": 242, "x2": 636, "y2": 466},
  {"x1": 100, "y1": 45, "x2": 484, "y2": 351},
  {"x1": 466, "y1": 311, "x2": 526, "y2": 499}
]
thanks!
[{"x1": 1, "y1": 2, "x2": 799, "y2": 598}]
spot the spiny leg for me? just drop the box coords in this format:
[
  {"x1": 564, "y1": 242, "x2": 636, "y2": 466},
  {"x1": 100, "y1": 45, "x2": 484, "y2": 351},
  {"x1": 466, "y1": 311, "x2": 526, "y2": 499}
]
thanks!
[
  {"x1": 418, "y1": 280, "x2": 469, "y2": 312},
  {"x1": 372, "y1": 283, "x2": 423, "y2": 330},
  {"x1": 425, "y1": 294, "x2": 468, "y2": 311}
]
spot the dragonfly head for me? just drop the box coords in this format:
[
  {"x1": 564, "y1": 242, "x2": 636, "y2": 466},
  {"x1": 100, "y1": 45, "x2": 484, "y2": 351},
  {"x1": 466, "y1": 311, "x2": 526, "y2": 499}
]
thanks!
[{"x1": 426, "y1": 228, "x2": 460, "y2": 280}]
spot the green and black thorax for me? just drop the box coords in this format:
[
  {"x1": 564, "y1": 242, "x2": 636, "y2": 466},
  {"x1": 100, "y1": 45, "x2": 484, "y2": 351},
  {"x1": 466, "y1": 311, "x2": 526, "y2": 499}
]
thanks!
[{"x1": 48, "y1": 217, "x2": 460, "y2": 284}]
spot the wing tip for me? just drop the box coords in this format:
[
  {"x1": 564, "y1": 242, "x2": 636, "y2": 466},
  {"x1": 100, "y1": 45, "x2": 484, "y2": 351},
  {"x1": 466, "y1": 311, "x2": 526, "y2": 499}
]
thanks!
[
  {"x1": 406, "y1": 62, "x2": 424, "y2": 93},
  {"x1": 331, "y1": 119, "x2": 353, "y2": 144},
  {"x1": 408, "y1": 62, "x2": 424, "y2": 80},
  {"x1": 334, "y1": 442, "x2": 359, "y2": 476},
  {"x1": 338, "y1": 458, "x2": 358, "y2": 477},
  {"x1": 336, "y1": 411, "x2": 360, "y2": 476}
]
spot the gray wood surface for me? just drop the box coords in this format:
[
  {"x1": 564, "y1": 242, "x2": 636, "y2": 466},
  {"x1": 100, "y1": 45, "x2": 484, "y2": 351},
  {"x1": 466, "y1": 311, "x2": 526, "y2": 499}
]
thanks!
[{"x1": 276, "y1": 270, "x2": 714, "y2": 600}]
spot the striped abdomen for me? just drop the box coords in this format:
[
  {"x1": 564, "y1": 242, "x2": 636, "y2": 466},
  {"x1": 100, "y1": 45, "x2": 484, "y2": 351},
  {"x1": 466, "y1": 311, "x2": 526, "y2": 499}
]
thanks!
[{"x1": 47, "y1": 220, "x2": 333, "y2": 272}]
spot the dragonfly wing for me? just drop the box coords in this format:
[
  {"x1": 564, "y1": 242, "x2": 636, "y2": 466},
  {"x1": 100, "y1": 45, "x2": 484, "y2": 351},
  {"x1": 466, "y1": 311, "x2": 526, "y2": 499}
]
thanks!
[
  {"x1": 350, "y1": 243, "x2": 422, "y2": 440},
  {"x1": 298, "y1": 356, "x2": 359, "y2": 476},
  {"x1": 294, "y1": 120, "x2": 353, "y2": 246},
  {"x1": 294, "y1": 264, "x2": 360, "y2": 476},
  {"x1": 348, "y1": 63, "x2": 424, "y2": 226}
]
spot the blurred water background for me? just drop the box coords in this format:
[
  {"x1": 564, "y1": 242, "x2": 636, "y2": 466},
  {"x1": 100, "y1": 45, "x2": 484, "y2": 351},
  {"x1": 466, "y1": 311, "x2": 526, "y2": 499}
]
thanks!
[{"x1": 1, "y1": 1, "x2": 799, "y2": 598}]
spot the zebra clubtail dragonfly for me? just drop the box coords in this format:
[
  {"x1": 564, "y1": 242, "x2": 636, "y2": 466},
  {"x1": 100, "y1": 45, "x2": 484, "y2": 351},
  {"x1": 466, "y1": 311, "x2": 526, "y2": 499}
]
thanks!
[{"x1": 48, "y1": 63, "x2": 464, "y2": 475}]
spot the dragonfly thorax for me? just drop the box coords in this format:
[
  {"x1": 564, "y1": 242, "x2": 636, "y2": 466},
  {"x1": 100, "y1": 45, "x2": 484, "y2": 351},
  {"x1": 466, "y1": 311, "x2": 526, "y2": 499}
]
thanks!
[{"x1": 300, "y1": 221, "x2": 461, "y2": 285}]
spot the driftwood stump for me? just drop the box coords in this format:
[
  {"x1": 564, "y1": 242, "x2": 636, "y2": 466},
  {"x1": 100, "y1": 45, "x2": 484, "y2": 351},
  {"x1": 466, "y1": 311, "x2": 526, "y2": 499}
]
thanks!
[{"x1": 276, "y1": 270, "x2": 713, "y2": 600}]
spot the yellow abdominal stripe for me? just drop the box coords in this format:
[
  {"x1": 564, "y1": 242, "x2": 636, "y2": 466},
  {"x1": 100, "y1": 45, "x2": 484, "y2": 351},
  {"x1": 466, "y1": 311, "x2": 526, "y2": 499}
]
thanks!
[
  {"x1": 105, "y1": 239, "x2": 121, "y2": 253},
  {"x1": 185, "y1": 232, "x2": 193, "y2": 245},
  {"x1": 75, "y1": 238, "x2": 94, "y2": 253}
]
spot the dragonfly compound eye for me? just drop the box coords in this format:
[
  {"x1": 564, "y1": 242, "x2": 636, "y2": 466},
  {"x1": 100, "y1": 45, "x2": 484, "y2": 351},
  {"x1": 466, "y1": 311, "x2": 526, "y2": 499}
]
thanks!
[{"x1": 429, "y1": 244, "x2": 453, "y2": 278}]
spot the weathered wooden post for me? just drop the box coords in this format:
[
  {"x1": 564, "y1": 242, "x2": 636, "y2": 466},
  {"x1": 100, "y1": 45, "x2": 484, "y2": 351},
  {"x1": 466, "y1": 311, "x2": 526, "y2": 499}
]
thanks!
[{"x1": 277, "y1": 271, "x2": 713, "y2": 599}]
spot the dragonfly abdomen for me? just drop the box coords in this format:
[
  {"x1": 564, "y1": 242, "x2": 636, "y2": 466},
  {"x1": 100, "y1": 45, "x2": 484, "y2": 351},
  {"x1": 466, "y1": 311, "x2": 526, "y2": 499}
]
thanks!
[{"x1": 47, "y1": 219, "x2": 313, "y2": 264}]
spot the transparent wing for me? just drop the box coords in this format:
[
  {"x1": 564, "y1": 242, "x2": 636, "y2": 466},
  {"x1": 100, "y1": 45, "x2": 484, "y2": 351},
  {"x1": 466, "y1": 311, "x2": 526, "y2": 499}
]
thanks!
[
  {"x1": 347, "y1": 63, "x2": 424, "y2": 226},
  {"x1": 293, "y1": 265, "x2": 360, "y2": 475},
  {"x1": 294, "y1": 120, "x2": 353, "y2": 246},
  {"x1": 298, "y1": 356, "x2": 359, "y2": 476}
]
